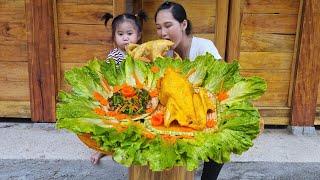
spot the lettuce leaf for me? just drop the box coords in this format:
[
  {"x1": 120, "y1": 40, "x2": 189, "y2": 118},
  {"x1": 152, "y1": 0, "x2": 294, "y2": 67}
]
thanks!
[
  {"x1": 64, "y1": 65, "x2": 109, "y2": 99},
  {"x1": 221, "y1": 77, "x2": 267, "y2": 105},
  {"x1": 203, "y1": 59, "x2": 242, "y2": 93},
  {"x1": 56, "y1": 91, "x2": 99, "y2": 119}
]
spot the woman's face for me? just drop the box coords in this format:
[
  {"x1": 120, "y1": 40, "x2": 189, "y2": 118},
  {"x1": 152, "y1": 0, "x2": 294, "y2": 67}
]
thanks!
[{"x1": 155, "y1": 9, "x2": 187, "y2": 49}]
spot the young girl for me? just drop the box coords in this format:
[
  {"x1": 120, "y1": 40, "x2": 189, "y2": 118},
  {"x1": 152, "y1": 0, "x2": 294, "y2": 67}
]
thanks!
[
  {"x1": 103, "y1": 11, "x2": 147, "y2": 65},
  {"x1": 154, "y1": 2, "x2": 223, "y2": 180},
  {"x1": 90, "y1": 11, "x2": 147, "y2": 165}
]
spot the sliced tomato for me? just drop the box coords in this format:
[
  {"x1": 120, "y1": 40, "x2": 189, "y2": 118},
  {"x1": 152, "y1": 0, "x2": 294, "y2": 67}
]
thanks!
[
  {"x1": 151, "y1": 112, "x2": 164, "y2": 126},
  {"x1": 217, "y1": 91, "x2": 228, "y2": 101},
  {"x1": 151, "y1": 66, "x2": 160, "y2": 73},
  {"x1": 121, "y1": 84, "x2": 136, "y2": 98}
]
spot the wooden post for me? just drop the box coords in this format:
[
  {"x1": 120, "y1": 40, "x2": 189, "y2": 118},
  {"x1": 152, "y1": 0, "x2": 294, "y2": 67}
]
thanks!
[
  {"x1": 129, "y1": 166, "x2": 194, "y2": 180},
  {"x1": 215, "y1": 0, "x2": 229, "y2": 59},
  {"x1": 291, "y1": 0, "x2": 320, "y2": 126},
  {"x1": 26, "y1": 0, "x2": 57, "y2": 122},
  {"x1": 288, "y1": 0, "x2": 304, "y2": 106},
  {"x1": 226, "y1": 0, "x2": 242, "y2": 62}
]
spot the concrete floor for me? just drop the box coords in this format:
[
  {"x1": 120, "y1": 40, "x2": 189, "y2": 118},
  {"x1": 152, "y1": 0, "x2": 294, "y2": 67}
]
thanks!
[{"x1": 0, "y1": 122, "x2": 319, "y2": 180}]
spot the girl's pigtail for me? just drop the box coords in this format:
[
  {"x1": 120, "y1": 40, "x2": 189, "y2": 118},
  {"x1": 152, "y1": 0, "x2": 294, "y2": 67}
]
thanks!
[
  {"x1": 101, "y1": 13, "x2": 113, "y2": 26},
  {"x1": 136, "y1": 10, "x2": 148, "y2": 23}
]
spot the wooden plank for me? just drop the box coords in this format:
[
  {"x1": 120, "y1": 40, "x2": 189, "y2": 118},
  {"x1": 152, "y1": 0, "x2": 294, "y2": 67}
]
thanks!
[
  {"x1": 0, "y1": 0, "x2": 25, "y2": 23},
  {"x1": 240, "y1": 70, "x2": 291, "y2": 81},
  {"x1": 263, "y1": 117, "x2": 289, "y2": 125},
  {"x1": 143, "y1": 0, "x2": 216, "y2": 17},
  {"x1": 59, "y1": 24, "x2": 112, "y2": 44},
  {"x1": 54, "y1": 0, "x2": 61, "y2": 94},
  {"x1": 258, "y1": 107, "x2": 290, "y2": 117},
  {"x1": 114, "y1": 0, "x2": 127, "y2": 15},
  {"x1": 0, "y1": 101, "x2": 31, "y2": 118},
  {"x1": 242, "y1": 14, "x2": 298, "y2": 34},
  {"x1": 57, "y1": 3, "x2": 113, "y2": 24},
  {"x1": 215, "y1": 0, "x2": 229, "y2": 59},
  {"x1": 316, "y1": 0, "x2": 320, "y2": 106},
  {"x1": 0, "y1": 81, "x2": 29, "y2": 101},
  {"x1": 253, "y1": 81, "x2": 290, "y2": 107},
  {"x1": 226, "y1": 0, "x2": 241, "y2": 61},
  {"x1": 291, "y1": 0, "x2": 320, "y2": 126},
  {"x1": 288, "y1": 0, "x2": 304, "y2": 107},
  {"x1": 60, "y1": 43, "x2": 113, "y2": 63},
  {"x1": 0, "y1": 44, "x2": 27, "y2": 62},
  {"x1": 0, "y1": 62, "x2": 28, "y2": 81},
  {"x1": 239, "y1": 52, "x2": 293, "y2": 70},
  {"x1": 240, "y1": 33, "x2": 295, "y2": 52},
  {"x1": 0, "y1": 22, "x2": 26, "y2": 45},
  {"x1": 26, "y1": 0, "x2": 58, "y2": 122},
  {"x1": 242, "y1": 0, "x2": 300, "y2": 14},
  {"x1": 57, "y1": 0, "x2": 113, "y2": 4}
]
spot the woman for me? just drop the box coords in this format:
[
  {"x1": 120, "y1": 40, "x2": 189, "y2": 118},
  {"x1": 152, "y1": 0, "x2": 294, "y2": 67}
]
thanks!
[
  {"x1": 154, "y1": 2, "x2": 223, "y2": 180},
  {"x1": 155, "y1": 1, "x2": 221, "y2": 61}
]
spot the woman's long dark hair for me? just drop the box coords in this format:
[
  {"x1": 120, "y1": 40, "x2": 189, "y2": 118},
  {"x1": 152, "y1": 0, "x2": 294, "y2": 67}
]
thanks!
[{"x1": 154, "y1": 1, "x2": 192, "y2": 35}]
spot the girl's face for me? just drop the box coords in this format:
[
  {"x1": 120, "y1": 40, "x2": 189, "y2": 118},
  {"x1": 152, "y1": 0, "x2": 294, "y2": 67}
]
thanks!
[
  {"x1": 155, "y1": 9, "x2": 187, "y2": 49},
  {"x1": 114, "y1": 21, "x2": 140, "y2": 51}
]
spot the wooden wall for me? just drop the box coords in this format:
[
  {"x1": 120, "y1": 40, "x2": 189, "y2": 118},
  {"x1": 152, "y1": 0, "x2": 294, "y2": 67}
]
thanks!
[
  {"x1": 57, "y1": 0, "x2": 114, "y2": 91},
  {"x1": 0, "y1": 0, "x2": 30, "y2": 118}
]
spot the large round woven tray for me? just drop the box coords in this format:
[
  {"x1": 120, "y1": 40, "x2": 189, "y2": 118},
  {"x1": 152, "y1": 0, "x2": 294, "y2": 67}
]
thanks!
[{"x1": 77, "y1": 133, "x2": 112, "y2": 155}]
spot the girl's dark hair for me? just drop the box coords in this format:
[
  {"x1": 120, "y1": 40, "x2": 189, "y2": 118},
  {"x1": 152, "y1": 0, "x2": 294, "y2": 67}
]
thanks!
[
  {"x1": 154, "y1": 1, "x2": 192, "y2": 35},
  {"x1": 101, "y1": 11, "x2": 147, "y2": 39}
]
